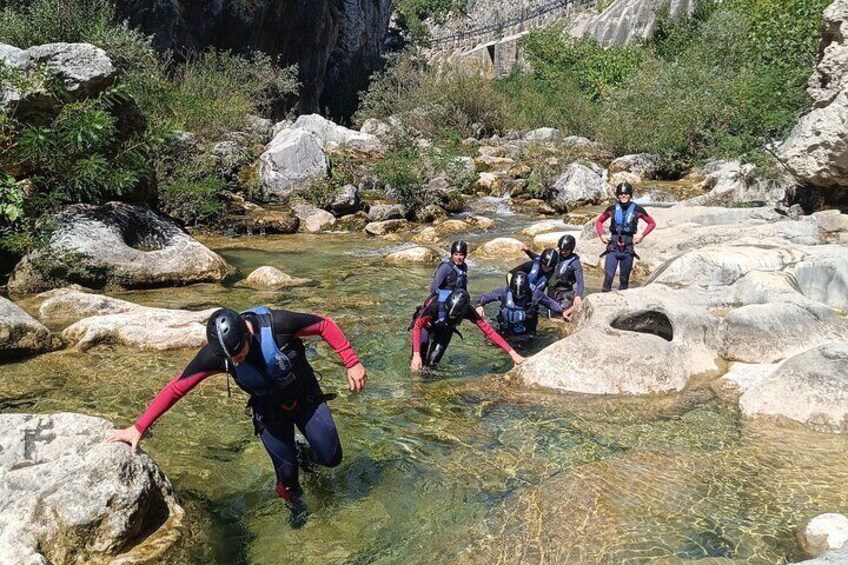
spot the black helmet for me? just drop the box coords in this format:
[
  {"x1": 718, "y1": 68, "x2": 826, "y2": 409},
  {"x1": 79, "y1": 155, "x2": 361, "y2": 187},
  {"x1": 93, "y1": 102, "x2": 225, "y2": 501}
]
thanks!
[
  {"x1": 206, "y1": 308, "x2": 248, "y2": 359},
  {"x1": 540, "y1": 248, "x2": 558, "y2": 269},
  {"x1": 558, "y1": 234, "x2": 576, "y2": 252},
  {"x1": 445, "y1": 289, "x2": 470, "y2": 321},
  {"x1": 451, "y1": 240, "x2": 468, "y2": 255},
  {"x1": 510, "y1": 271, "x2": 530, "y2": 300},
  {"x1": 615, "y1": 182, "x2": 634, "y2": 196}
]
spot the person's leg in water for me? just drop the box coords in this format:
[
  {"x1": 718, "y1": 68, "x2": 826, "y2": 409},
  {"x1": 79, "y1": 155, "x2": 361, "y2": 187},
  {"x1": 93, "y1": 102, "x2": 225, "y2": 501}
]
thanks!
[
  {"x1": 424, "y1": 326, "x2": 454, "y2": 367},
  {"x1": 257, "y1": 414, "x2": 309, "y2": 527},
  {"x1": 602, "y1": 252, "x2": 619, "y2": 292},
  {"x1": 618, "y1": 250, "x2": 635, "y2": 290}
]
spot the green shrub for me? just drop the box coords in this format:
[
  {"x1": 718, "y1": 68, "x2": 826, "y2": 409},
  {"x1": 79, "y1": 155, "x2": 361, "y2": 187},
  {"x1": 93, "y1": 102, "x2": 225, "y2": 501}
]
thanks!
[
  {"x1": 395, "y1": 0, "x2": 468, "y2": 43},
  {"x1": 159, "y1": 176, "x2": 226, "y2": 226},
  {"x1": 373, "y1": 145, "x2": 428, "y2": 211}
]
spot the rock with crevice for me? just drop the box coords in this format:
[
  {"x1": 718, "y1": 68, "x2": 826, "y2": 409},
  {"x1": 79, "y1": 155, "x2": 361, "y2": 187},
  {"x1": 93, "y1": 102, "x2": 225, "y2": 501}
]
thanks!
[
  {"x1": 0, "y1": 413, "x2": 184, "y2": 564},
  {"x1": 0, "y1": 296, "x2": 62, "y2": 360},
  {"x1": 8, "y1": 202, "x2": 230, "y2": 294}
]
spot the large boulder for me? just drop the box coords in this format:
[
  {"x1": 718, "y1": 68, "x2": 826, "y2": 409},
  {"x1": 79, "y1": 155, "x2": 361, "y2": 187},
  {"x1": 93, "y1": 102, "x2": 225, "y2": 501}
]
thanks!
[
  {"x1": 739, "y1": 341, "x2": 848, "y2": 431},
  {"x1": 241, "y1": 266, "x2": 315, "y2": 289},
  {"x1": 38, "y1": 288, "x2": 217, "y2": 351},
  {"x1": 608, "y1": 153, "x2": 661, "y2": 180},
  {"x1": 367, "y1": 204, "x2": 405, "y2": 221},
  {"x1": 472, "y1": 238, "x2": 526, "y2": 260},
  {"x1": 0, "y1": 296, "x2": 62, "y2": 360},
  {"x1": 551, "y1": 162, "x2": 610, "y2": 212},
  {"x1": 0, "y1": 42, "x2": 116, "y2": 117},
  {"x1": 292, "y1": 114, "x2": 383, "y2": 156},
  {"x1": 0, "y1": 413, "x2": 184, "y2": 564},
  {"x1": 8, "y1": 202, "x2": 230, "y2": 294},
  {"x1": 292, "y1": 204, "x2": 336, "y2": 233},
  {"x1": 365, "y1": 219, "x2": 408, "y2": 236},
  {"x1": 258, "y1": 128, "x2": 329, "y2": 200},
  {"x1": 517, "y1": 220, "x2": 569, "y2": 238},
  {"x1": 683, "y1": 160, "x2": 796, "y2": 207}
]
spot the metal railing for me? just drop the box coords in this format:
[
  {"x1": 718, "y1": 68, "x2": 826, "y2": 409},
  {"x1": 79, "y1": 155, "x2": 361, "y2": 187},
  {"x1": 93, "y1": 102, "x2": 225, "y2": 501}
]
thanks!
[{"x1": 428, "y1": 0, "x2": 595, "y2": 46}]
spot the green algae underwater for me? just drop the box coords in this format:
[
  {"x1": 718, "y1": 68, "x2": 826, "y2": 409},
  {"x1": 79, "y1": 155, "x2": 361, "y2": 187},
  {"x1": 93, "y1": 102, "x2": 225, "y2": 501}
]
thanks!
[{"x1": 3, "y1": 218, "x2": 848, "y2": 564}]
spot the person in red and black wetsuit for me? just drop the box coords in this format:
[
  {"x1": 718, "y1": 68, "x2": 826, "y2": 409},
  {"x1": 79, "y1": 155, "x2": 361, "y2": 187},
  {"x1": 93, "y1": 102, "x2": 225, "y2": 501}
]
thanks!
[
  {"x1": 594, "y1": 182, "x2": 656, "y2": 292},
  {"x1": 410, "y1": 289, "x2": 525, "y2": 371},
  {"x1": 106, "y1": 306, "x2": 367, "y2": 528}
]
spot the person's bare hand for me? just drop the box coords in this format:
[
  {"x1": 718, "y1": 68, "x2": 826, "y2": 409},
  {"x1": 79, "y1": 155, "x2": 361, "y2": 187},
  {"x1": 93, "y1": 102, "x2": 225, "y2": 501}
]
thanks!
[
  {"x1": 475, "y1": 306, "x2": 485, "y2": 317},
  {"x1": 573, "y1": 295, "x2": 583, "y2": 309},
  {"x1": 520, "y1": 243, "x2": 530, "y2": 253},
  {"x1": 347, "y1": 362, "x2": 368, "y2": 392},
  {"x1": 633, "y1": 234, "x2": 644, "y2": 244},
  {"x1": 105, "y1": 425, "x2": 143, "y2": 455},
  {"x1": 410, "y1": 354, "x2": 423, "y2": 372},
  {"x1": 600, "y1": 234, "x2": 611, "y2": 244},
  {"x1": 509, "y1": 350, "x2": 526, "y2": 366}
]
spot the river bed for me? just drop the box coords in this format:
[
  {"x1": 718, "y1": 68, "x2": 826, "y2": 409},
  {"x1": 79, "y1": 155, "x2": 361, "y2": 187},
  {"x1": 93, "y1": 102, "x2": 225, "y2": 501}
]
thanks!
[{"x1": 2, "y1": 206, "x2": 847, "y2": 564}]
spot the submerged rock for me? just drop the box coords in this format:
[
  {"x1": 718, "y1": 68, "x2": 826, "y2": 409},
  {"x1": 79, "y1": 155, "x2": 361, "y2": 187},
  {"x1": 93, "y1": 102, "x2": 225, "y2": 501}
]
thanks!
[
  {"x1": 0, "y1": 413, "x2": 184, "y2": 564},
  {"x1": 0, "y1": 296, "x2": 62, "y2": 360},
  {"x1": 242, "y1": 266, "x2": 315, "y2": 289},
  {"x1": 8, "y1": 202, "x2": 229, "y2": 294}
]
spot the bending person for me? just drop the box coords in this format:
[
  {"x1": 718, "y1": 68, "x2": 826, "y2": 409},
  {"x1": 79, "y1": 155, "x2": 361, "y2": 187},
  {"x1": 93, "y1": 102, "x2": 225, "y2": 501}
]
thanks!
[
  {"x1": 474, "y1": 272, "x2": 563, "y2": 339},
  {"x1": 511, "y1": 247, "x2": 558, "y2": 293},
  {"x1": 106, "y1": 306, "x2": 368, "y2": 528},
  {"x1": 410, "y1": 289, "x2": 525, "y2": 371},
  {"x1": 594, "y1": 182, "x2": 656, "y2": 292}
]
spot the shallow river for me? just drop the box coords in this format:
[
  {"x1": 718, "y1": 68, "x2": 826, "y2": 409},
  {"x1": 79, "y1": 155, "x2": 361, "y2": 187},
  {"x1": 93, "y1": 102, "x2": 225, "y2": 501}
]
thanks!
[{"x1": 2, "y1": 204, "x2": 848, "y2": 564}]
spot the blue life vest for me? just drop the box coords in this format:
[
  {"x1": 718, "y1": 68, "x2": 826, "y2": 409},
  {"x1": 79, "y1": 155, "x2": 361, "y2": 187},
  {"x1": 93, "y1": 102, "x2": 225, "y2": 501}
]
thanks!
[
  {"x1": 500, "y1": 290, "x2": 529, "y2": 334},
  {"x1": 527, "y1": 260, "x2": 549, "y2": 293},
  {"x1": 555, "y1": 255, "x2": 578, "y2": 290},
  {"x1": 612, "y1": 203, "x2": 638, "y2": 235},
  {"x1": 435, "y1": 260, "x2": 467, "y2": 291},
  {"x1": 230, "y1": 306, "x2": 297, "y2": 397},
  {"x1": 434, "y1": 289, "x2": 454, "y2": 328}
]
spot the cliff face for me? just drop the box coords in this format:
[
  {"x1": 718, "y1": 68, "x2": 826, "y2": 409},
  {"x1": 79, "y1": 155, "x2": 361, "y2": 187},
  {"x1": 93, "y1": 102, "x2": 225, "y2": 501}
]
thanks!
[{"x1": 114, "y1": 0, "x2": 391, "y2": 117}]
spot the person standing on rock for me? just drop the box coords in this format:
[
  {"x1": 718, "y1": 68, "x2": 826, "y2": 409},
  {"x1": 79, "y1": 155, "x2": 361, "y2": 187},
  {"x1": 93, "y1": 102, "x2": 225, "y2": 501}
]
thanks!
[
  {"x1": 512, "y1": 246, "x2": 559, "y2": 293},
  {"x1": 549, "y1": 234, "x2": 585, "y2": 319},
  {"x1": 595, "y1": 182, "x2": 656, "y2": 292},
  {"x1": 429, "y1": 240, "x2": 469, "y2": 294},
  {"x1": 410, "y1": 289, "x2": 525, "y2": 371},
  {"x1": 106, "y1": 306, "x2": 367, "y2": 528},
  {"x1": 474, "y1": 271, "x2": 564, "y2": 340}
]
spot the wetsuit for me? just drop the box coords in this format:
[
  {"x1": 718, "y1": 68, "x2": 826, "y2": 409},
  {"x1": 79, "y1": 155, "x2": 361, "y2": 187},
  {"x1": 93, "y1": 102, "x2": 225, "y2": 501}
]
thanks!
[
  {"x1": 411, "y1": 298, "x2": 511, "y2": 367},
  {"x1": 133, "y1": 309, "x2": 360, "y2": 501},
  {"x1": 429, "y1": 259, "x2": 468, "y2": 294},
  {"x1": 595, "y1": 203, "x2": 656, "y2": 291},
  {"x1": 508, "y1": 255, "x2": 555, "y2": 293},
  {"x1": 549, "y1": 253, "x2": 584, "y2": 309},
  {"x1": 474, "y1": 287, "x2": 563, "y2": 336}
]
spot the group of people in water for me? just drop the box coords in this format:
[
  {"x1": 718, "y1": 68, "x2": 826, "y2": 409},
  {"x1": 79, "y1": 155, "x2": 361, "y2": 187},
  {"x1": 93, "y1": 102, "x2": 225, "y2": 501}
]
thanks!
[{"x1": 106, "y1": 181, "x2": 655, "y2": 527}]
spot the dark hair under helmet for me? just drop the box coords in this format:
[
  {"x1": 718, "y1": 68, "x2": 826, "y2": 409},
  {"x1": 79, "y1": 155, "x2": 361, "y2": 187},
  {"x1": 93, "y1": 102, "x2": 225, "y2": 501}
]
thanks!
[
  {"x1": 510, "y1": 271, "x2": 530, "y2": 300},
  {"x1": 558, "y1": 234, "x2": 576, "y2": 252},
  {"x1": 206, "y1": 308, "x2": 248, "y2": 359},
  {"x1": 451, "y1": 240, "x2": 468, "y2": 255},
  {"x1": 540, "y1": 248, "x2": 558, "y2": 269},
  {"x1": 615, "y1": 182, "x2": 634, "y2": 196},
  {"x1": 445, "y1": 289, "x2": 470, "y2": 321}
]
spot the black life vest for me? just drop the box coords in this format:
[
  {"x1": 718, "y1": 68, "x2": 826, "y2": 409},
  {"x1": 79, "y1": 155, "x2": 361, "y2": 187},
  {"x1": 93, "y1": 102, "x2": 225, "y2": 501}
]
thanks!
[
  {"x1": 527, "y1": 260, "x2": 550, "y2": 293},
  {"x1": 555, "y1": 254, "x2": 579, "y2": 291},
  {"x1": 229, "y1": 306, "x2": 299, "y2": 397},
  {"x1": 499, "y1": 290, "x2": 540, "y2": 334}
]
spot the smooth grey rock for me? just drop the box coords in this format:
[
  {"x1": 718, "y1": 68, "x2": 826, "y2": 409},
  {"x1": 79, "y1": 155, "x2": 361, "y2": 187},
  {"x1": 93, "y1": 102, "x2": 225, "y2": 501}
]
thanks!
[
  {"x1": 609, "y1": 153, "x2": 661, "y2": 179},
  {"x1": 293, "y1": 114, "x2": 383, "y2": 155},
  {"x1": 794, "y1": 245, "x2": 848, "y2": 310},
  {"x1": 0, "y1": 413, "x2": 183, "y2": 564},
  {"x1": 385, "y1": 246, "x2": 441, "y2": 265},
  {"x1": 523, "y1": 127, "x2": 560, "y2": 143},
  {"x1": 364, "y1": 219, "x2": 408, "y2": 236},
  {"x1": 551, "y1": 163, "x2": 610, "y2": 212},
  {"x1": 472, "y1": 237, "x2": 526, "y2": 260},
  {"x1": 740, "y1": 341, "x2": 848, "y2": 431},
  {"x1": 581, "y1": 0, "x2": 697, "y2": 46},
  {"x1": 292, "y1": 204, "x2": 336, "y2": 233},
  {"x1": 0, "y1": 296, "x2": 61, "y2": 360},
  {"x1": 684, "y1": 160, "x2": 796, "y2": 207},
  {"x1": 798, "y1": 513, "x2": 848, "y2": 559},
  {"x1": 259, "y1": 128, "x2": 328, "y2": 200},
  {"x1": 367, "y1": 204, "x2": 405, "y2": 221},
  {"x1": 8, "y1": 202, "x2": 229, "y2": 294}
]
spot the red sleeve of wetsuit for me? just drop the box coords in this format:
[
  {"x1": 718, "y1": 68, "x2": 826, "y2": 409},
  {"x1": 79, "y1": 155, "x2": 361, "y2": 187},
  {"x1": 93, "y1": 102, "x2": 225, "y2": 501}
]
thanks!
[
  {"x1": 295, "y1": 315, "x2": 361, "y2": 368},
  {"x1": 595, "y1": 210, "x2": 612, "y2": 236},
  {"x1": 411, "y1": 315, "x2": 431, "y2": 354},
  {"x1": 473, "y1": 317, "x2": 513, "y2": 354},
  {"x1": 639, "y1": 212, "x2": 656, "y2": 236},
  {"x1": 133, "y1": 369, "x2": 218, "y2": 434}
]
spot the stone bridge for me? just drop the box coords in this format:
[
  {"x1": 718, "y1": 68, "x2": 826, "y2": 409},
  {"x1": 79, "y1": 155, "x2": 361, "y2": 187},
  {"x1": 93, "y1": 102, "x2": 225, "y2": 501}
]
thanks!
[{"x1": 425, "y1": 0, "x2": 596, "y2": 78}]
